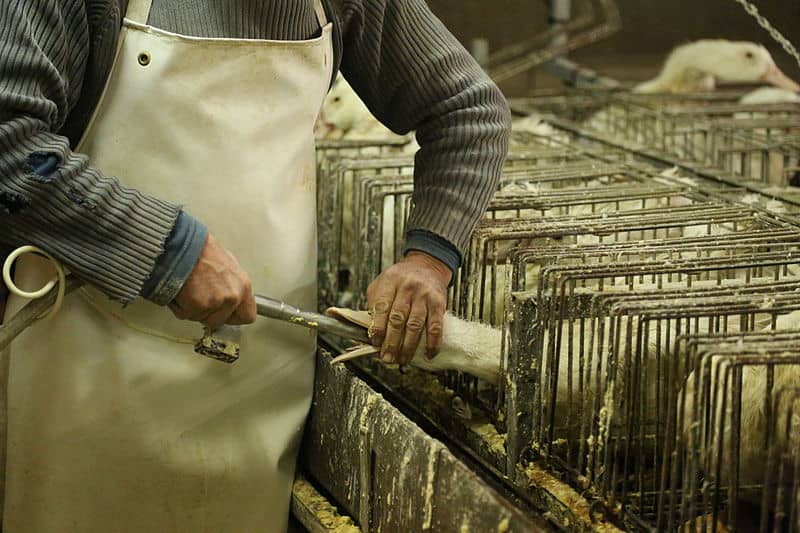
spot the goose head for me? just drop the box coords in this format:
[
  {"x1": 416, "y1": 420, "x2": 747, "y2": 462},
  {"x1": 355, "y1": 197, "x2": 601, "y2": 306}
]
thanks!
[
  {"x1": 633, "y1": 40, "x2": 800, "y2": 94},
  {"x1": 315, "y1": 74, "x2": 374, "y2": 139}
]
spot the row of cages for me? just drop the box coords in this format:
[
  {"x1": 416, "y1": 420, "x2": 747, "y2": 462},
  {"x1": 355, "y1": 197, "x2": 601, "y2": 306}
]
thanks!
[
  {"x1": 509, "y1": 89, "x2": 800, "y2": 190},
  {"x1": 314, "y1": 116, "x2": 800, "y2": 531}
]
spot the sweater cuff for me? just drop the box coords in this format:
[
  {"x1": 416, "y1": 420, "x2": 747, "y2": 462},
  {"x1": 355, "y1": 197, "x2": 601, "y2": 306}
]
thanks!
[
  {"x1": 403, "y1": 230, "x2": 461, "y2": 281},
  {"x1": 140, "y1": 211, "x2": 208, "y2": 305}
]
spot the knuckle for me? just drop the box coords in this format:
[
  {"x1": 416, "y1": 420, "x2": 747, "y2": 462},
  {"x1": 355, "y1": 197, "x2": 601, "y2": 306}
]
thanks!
[
  {"x1": 427, "y1": 321, "x2": 443, "y2": 336},
  {"x1": 406, "y1": 317, "x2": 425, "y2": 333},
  {"x1": 206, "y1": 295, "x2": 223, "y2": 309},
  {"x1": 388, "y1": 310, "x2": 407, "y2": 326},
  {"x1": 188, "y1": 294, "x2": 209, "y2": 311},
  {"x1": 374, "y1": 300, "x2": 391, "y2": 314},
  {"x1": 402, "y1": 277, "x2": 421, "y2": 291}
]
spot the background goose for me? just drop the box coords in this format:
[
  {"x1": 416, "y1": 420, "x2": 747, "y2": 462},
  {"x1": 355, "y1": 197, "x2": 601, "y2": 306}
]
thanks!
[{"x1": 633, "y1": 39, "x2": 799, "y2": 94}]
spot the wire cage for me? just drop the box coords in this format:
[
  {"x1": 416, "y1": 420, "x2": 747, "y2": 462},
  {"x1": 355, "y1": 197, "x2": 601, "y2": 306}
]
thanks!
[
  {"x1": 316, "y1": 133, "x2": 632, "y2": 309},
  {"x1": 652, "y1": 330, "x2": 800, "y2": 532},
  {"x1": 515, "y1": 262, "x2": 800, "y2": 530},
  {"x1": 316, "y1": 153, "x2": 414, "y2": 308},
  {"x1": 510, "y1": 92, "x2": 800, "y2": 188},
  {"x1": 761, "y1": 385, "x2": 800, "y2": 533},
  {"x1": 315, "y1": 118, "x2": 800, "y2": 531}
]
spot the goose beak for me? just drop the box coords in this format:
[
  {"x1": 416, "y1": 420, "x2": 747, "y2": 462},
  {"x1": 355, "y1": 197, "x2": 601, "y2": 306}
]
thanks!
[{"x1": 761, "y1": 63, "x2": 800, "y2": 92}]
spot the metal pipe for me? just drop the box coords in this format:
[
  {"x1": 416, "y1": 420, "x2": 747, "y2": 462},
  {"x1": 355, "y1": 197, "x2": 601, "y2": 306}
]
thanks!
[{"x1": 255, "y1": 294, "x2": 371, "y2": 345}]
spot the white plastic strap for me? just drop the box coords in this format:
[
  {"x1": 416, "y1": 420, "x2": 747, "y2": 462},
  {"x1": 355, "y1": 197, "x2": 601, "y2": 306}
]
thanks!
[
  {"x1": 312, "y1": 0, "x2": 328, "y2": 27},
  {"x1": 2, "y1": 246, "x2": 66, "y2": 320},
  {"x1": 125, "y1": 0, "x2": 154, "y2": 24}
]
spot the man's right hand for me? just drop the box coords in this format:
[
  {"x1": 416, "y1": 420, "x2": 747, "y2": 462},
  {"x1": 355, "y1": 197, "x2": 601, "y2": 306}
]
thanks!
[{"x1": 169, "y1": 234, "x2": 256, "y2": 330}]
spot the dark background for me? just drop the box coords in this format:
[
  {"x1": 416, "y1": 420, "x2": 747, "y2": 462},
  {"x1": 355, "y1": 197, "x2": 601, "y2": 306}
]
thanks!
[{"x1": 427, "y1": 0, "x2": 800, "y2": 96}]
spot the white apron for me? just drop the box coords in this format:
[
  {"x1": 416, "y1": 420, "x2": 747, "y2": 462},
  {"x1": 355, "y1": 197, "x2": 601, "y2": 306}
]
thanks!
[{"x1": 3, "y1": 0, "x2": 332, "y2": 530}]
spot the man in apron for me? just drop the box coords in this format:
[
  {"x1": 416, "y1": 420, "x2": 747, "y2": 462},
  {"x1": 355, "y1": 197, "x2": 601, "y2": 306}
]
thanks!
[{"x1": 0, "y1": 0, "x2": 510, "y2": 531}]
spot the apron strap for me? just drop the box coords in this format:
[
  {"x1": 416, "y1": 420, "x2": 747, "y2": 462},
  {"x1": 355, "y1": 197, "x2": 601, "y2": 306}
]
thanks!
[
  {"x1": 125, "y1": 0, "x2": 154, "y2": 25},
  {"x1": 312, "y1": 0, "x2": 329, "y2": 28}
]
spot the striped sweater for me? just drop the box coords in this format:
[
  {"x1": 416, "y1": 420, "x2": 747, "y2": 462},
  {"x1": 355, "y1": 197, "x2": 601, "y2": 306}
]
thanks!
[{"x1": 0, "y1": 0, "x2": 510, "y2": 304}]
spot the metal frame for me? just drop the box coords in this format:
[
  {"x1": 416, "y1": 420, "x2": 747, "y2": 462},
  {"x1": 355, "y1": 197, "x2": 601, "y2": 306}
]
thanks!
[{"x1": 314, "y1": 108, "x2": 800, "y2": 531}]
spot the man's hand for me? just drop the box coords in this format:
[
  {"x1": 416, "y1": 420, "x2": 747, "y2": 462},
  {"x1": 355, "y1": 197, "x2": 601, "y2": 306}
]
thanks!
[
  {"x1": 169, "y1": 234, "x2": 256, "y2": 330},
  {"x1": 366, "y1": 251, "x2": 452, "y2": 365}
]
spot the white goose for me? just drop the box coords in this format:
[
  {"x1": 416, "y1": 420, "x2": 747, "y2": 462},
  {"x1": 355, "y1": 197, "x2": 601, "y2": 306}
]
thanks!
[
  {"x1": 583, "y1": 41, "x2": 799, "y2": 179},
  {"x1": 633, "y1": 39, "x2": 799, "y2": 94},
  {"x1": 534, "y1": 40, "x2": 800, "y2": 138}
]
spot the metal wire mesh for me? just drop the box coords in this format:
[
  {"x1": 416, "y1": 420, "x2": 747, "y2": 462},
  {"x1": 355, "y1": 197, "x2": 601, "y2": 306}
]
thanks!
[
  {"x1": 512, "y1": 92, "x2": 800, "y2": 189},
  {"x1": 316, "y1": 116, "x2": 800, "y2": 531},
  {"x1": 661, "y1": 329, "x2": 800, "y2": 532}
]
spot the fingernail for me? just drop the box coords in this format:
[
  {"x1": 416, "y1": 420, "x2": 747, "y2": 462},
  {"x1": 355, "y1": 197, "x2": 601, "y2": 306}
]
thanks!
[{"x1": 382, "y1": 352, "x2": 394, "y2": 364}]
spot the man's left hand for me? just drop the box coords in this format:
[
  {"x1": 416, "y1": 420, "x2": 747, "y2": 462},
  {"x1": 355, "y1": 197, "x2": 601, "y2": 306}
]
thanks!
[{"x1": 366, "y1": 251, "x2": 452, "y2": 365}]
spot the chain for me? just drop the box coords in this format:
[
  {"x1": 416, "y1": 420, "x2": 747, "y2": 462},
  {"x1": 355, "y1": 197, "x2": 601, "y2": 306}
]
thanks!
[{"x1": 731, "y1": 0, "x2": 800, "y2": 69}]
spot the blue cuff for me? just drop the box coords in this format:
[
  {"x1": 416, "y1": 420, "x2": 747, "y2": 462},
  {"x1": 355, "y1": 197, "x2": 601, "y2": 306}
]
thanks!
[
  {"x1": 140, "y1": 211, "x2": 208, "y2": 305},
  {"x1": 402, "y1": 230, "x2": 461, "y2": 283}
]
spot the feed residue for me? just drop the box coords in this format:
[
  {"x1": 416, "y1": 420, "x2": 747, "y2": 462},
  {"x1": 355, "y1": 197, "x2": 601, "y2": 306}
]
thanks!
[
  {"x1": 470, "y1": 422, "x2": 507, "y2": 456},
  {"x1": 293, "y1": 478, "x2": 361, "y2": 533},
  {"x1": 523, "y1": 462, "x2": 623, "y2": 533}
]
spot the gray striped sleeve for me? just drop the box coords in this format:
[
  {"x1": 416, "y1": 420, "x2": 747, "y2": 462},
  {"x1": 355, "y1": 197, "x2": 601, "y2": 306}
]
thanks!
[
  {"x1": 0, "y1": 0, "x2": 181, "y2": 304},
  {"x1": 334, "y1": 0, "x2": 511, "y2": 255}
]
